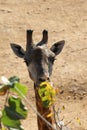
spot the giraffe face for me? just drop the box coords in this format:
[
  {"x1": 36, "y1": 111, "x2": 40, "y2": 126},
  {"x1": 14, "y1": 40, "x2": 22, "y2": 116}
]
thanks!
[
  {"x1": 11, "y1": 30, "x2": 65, "y2": 86},
  {"x1": 25, "y1": 46, "x2": 55, "y2": 85}
]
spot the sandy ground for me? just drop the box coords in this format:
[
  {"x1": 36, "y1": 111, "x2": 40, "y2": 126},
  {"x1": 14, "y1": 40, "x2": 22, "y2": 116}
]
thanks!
[{"x1": 0, "y1": 0, "x2": 87, "y2": 130}]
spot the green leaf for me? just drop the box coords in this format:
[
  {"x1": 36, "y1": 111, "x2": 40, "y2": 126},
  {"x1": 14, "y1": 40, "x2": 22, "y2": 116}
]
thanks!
[
  {"x1": 41, "y1": 96, "x2": 48, "y2": 101},
  {"x1": 43, "y1": 100, "x2": 50, "y2": 108},
  {"x1": 9, "y1": 76, "x2": 20, "y2": 84},
  {"x1": 1, "y1": 109, "x2": 22, "y2": 129},
  {"x1": 3, "y1": 106, "x2": 23, "y2": 120},
  {"x1": 8, "y1": 97, "x2": 28, "y2": 119},
  {"x1": 11, "y1": 83, "x2": 28, "y2": 97},
  {"x1": 38, "y1": 87, "x2": 46, "y2": 97},
  {"x1": 7, "y1": 76, "x2": 20, "y2": 88},
  {"x1": 1, "y1": 97, "x2": 27, "y2": 130},
  {"x1": 38, "y1": 82, "x2": 56, "y2": 108}
]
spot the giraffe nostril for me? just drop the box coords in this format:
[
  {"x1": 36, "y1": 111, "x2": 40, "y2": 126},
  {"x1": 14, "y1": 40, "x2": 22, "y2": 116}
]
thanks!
[
  {"x1": 47, "y1": 77, "x2": 50, "y2": 81},
  {"x1": 38, "y1": 76, "x2": 50, "y2": 82}
]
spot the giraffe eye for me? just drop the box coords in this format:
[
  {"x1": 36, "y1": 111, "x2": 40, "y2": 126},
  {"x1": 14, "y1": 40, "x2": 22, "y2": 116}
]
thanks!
[{"x1": 48, "y1": 56, "x2": 55, "y2": 64}]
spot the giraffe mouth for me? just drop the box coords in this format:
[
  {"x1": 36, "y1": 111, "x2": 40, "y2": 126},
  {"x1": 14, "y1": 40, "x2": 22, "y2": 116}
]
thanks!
[{"x1": 35, "y1": 78, "x2": 50, "y2": 87}]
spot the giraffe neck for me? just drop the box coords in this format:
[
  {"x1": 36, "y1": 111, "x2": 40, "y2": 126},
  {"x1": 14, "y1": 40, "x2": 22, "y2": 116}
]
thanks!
[{"x1": 34, "y1": 84, "x2": 54, "y2": 130}]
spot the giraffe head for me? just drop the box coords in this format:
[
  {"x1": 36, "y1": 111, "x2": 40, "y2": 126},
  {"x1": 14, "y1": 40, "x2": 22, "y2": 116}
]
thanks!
[{"x1": 11, "y1": 30, "x2": 65, "y2": 85}]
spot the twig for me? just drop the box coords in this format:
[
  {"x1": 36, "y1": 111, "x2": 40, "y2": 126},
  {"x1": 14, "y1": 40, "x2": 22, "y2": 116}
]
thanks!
[
  {"x1": 4, "y1": 89, "x2": 10, "y2": 107},
  {"x1": 53, "y1": 105, "x2": 60, "y2": 130}
]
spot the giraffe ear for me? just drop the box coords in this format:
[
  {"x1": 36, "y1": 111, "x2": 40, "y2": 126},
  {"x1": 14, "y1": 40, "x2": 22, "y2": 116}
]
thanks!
[
  {"x1": 50, "y1": 40, "x2": 65, "y2": 55},
  {"x1": 10, "y1": 43, "x2": 25, "y2": 58}
]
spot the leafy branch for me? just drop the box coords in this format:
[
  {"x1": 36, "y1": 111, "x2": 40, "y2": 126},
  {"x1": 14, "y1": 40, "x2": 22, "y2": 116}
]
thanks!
[
  {"x1": 38, "y1": 81, "x2": 57, "y2": 108},
  {"x1": 0, "y1": 76, "x2": 81, "y2": 130},
  {"x1": 38, "y1": 81, "x2": 71, "y2": 130},
  {"x1": 0, "y1": 76, "x2": 28, "y2": 130}
]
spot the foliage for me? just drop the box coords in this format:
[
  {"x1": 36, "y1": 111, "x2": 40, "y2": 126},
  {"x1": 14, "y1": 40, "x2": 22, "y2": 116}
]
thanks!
[
  {"x1": 0, "y1": 76, "x2": 28, "y2": 130},
  {"x1": 0, "y1": 76, "x2": 81, "y2": 130},
  {"x1": 38, "y1": 82, "x2": 57, "y2": 108}
]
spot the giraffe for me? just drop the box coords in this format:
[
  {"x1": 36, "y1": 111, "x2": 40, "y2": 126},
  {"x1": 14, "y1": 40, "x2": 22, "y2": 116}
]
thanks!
[{"x1": 10, "y1": 30, "x2": 65, "y2": 130}]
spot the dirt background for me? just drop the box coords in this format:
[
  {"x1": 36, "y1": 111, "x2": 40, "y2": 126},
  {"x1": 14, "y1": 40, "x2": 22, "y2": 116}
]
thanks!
[{"x1": 0, "y1": 0, "x2": 87, "y2": 130}]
